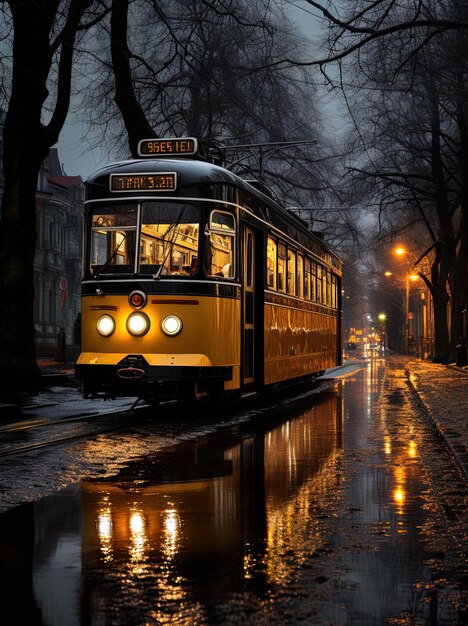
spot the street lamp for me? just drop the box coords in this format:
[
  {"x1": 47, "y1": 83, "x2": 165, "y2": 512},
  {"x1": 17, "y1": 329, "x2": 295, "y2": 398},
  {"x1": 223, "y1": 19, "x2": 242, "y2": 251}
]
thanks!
[
  {"x1": 378, "y1": 313, "x2": 387, "y2": 351},
  {"x1": 388, "y1": 246, "x2": 422, "y2": 355}
]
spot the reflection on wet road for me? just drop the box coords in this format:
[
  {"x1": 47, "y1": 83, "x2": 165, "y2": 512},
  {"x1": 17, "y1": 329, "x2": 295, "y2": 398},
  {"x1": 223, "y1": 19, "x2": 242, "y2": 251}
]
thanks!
[{"x1": 0, "y1": 356, "x2": 467, "y2": 625}]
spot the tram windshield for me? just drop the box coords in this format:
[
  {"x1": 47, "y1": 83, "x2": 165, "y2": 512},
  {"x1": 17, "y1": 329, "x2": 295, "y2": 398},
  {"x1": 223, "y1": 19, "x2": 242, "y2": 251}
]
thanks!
[{"x1": 89, "y1": 202, "x2": 199, "y2": 277}]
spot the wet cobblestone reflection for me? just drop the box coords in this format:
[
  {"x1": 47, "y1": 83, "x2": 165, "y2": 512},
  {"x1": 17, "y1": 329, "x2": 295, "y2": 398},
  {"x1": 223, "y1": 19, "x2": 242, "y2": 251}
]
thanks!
[{"x1": 0, "y1": 358, "x2": 467, "y2": 625}]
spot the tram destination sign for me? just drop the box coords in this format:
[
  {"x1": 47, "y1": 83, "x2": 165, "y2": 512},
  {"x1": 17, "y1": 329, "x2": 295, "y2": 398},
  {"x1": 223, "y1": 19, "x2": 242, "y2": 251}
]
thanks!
[
  {"x1": 110, "y1": 173, "x2": 177, "y2": 192},
  {"x1": 137, "y1": 137, "x2": 198, "y2": 157}
]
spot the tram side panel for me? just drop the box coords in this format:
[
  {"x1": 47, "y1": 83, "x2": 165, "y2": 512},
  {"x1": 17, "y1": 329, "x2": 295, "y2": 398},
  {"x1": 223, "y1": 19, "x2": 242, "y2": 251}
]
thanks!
[{"x1": 264, "y1": 299, "x2": 338, "y2": 385}]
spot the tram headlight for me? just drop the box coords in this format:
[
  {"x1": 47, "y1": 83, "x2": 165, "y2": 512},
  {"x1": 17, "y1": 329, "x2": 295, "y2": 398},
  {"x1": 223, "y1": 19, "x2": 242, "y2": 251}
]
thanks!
[
  {"x1": 126, "y1": 312, "x2": 150, "y2": 337},
  {"x1": 161, "y1": 315, "x2": 183, "y2": 337},
  {"x1": 97, "y1": 314, "x2": 115, "y2": 337}
]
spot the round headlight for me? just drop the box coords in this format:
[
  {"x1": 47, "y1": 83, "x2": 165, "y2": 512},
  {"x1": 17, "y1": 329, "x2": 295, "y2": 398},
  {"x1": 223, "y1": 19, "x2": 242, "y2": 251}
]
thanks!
[
  {"x1": 161, "y1": 315, "x2": 183, "y2": 337},
  {"x1": 97, "y1": 314, "x2": 115, "y2": 337},
  {"x1": 126, "y1": 312, "x2": 150, "y2": 336}
]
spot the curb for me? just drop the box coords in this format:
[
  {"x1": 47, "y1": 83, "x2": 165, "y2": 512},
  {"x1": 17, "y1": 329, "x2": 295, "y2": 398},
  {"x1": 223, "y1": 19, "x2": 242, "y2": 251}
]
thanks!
[{"x1": 405, "y1": 367, "x2": 468, "y2": 485}]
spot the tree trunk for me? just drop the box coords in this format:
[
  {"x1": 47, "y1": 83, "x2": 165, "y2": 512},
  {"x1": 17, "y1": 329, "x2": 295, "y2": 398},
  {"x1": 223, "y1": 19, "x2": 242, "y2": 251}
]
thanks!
[
  {"x1": 0, "y1": 2, "x2": 56, "y2": 394},
  {"x1": 0, "y1": 0, "x2": 92, "y2": 395}
]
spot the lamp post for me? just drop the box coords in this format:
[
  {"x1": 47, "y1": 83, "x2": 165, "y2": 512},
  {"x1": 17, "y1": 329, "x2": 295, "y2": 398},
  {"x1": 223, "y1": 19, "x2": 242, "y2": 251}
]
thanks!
[
  {"x1": 384, "y1": 265, "x2": 420, "y2": 355},
  {"x1": 378, "y1": 313, "x2": 386, "y2": 352}
]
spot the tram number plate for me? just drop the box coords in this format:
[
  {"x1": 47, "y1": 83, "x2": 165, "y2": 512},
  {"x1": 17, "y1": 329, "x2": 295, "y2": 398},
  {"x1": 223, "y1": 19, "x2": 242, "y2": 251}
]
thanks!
[
  {"x1": 110, "y1": 173, "x2": 177, "y2": 192},
  {"x1": 138, "y1": 137, "x2": 198, "y2": 157}
]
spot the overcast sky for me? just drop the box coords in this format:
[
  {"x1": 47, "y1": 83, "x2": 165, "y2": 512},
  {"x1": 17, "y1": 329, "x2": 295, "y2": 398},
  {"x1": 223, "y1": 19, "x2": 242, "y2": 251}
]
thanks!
[{"x1": 56, "y1": 1, "x2": 339, "y2": 180}]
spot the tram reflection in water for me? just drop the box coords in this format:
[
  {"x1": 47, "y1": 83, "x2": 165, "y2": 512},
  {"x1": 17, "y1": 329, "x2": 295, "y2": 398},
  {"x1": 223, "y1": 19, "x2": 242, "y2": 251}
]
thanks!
[{"x1": 78, "y1": 392, "x2": 342, "y2": 620}]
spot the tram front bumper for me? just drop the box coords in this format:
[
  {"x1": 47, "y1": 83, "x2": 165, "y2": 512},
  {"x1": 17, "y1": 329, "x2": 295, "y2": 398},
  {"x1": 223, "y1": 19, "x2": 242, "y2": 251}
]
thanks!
[{"x1": 75, "y1": 352, "x2": 233, "y2": 388}]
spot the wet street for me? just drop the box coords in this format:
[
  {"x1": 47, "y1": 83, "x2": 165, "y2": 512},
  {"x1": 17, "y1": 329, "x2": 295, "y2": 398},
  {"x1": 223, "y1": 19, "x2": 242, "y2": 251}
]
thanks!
[{"x1": 0, "y1": 354, "x2": 467, "y2": 625}]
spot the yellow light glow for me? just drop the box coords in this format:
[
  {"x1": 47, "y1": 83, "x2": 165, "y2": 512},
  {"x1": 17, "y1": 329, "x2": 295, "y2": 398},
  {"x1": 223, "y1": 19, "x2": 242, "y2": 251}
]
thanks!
[
  {"x1": 408, "y1": 440, "x2": 417, "y2": 458},
  {"x1": 162, "y1": 507, "x2": 180, "y2": 559},
  {"x1": 97, "y1": 314, "x2": 115, "y2": 337},
  {"x1": 98, "y1": 512, "x2": 112, "y2": 538},
  {"x1": 409, "y1": 274, "x2": 419, "y2": 281},
  {"x1": 126, "y1": 312, "x2": 150, "y2": 336},
  {"x1": 97, "y1": 505, "x2": 113, "y2": 562},
  {"x1": 161, "y1": 315, "x2": 183, "y2": 337},
  {"x1": 394, "y1": 247, "x2": 406, "y2": 256},
  {"x1": 393, "y1": 488, "x2": 405, "y2": 504},
  {"x1": 130, "y1": 511, "x2": 144, "y2": 534},
  {"x1": 384, "y1": 271, "x2": 392, "y2": 277},
  {"x1": 129, "y1": 510, "x2": 147, "y2": 564}
]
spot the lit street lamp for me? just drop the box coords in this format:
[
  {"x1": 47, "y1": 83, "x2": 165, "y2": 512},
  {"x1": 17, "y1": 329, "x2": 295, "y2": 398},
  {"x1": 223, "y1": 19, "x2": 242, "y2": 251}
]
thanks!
[
  {"x1": 378, "y1": 313, "x2": 387, "y2": 351},
  {"x1": 384, "y1": 247, "x2": 422, "y2": 355}
]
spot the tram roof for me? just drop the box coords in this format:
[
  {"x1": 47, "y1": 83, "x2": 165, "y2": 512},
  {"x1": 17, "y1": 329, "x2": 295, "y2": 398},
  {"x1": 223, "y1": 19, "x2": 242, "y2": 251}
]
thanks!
[{"x1": 86, "y1": 157, "x2": 342, "y2": 267}]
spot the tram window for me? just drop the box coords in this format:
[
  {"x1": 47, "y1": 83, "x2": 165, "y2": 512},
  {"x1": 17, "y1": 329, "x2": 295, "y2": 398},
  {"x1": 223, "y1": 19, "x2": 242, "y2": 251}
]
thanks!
[
  {"x1": 140, "y1": 202, "x2": 199, "y2": 275},
  {"x1": 287, "y1": 249, "x2": 296, "y2": 295},
  {"x1": 323, "y1": 269, "x2": 329, "y2": 305},
  {"x1": 206, "y1": 210, "x2": 235, "y2": 278},
  {"x1": 90, "y1": 205, "x2": 137, "y2": 275},
  {"x1": 297, "y1": 254, "x2": 304, "y2": 298},
  {"x1": 267, "y1": 237, "x2": 277, "y2": 290},
  {"x1": 331, "y1": 275, "x2": 337, "y2": 308},
  {"x1": 316, "y1": 265, "x2": 323, "y2": 303},
  {"x1": 311, "y1": 262, "x2": 317, "y2": 302},
  {"x1": 277, "y1": 243, "x2": 286, "y2": 293},
  {"x1": 304, "y1": 258, "x2": 311, "y2": 300}
]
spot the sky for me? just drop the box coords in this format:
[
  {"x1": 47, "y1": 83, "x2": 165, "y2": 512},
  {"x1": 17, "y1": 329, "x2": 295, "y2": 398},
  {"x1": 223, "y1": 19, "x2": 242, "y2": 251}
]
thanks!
[{"x1": 56, "y1": 1, "x2": 338, "y2": 180}]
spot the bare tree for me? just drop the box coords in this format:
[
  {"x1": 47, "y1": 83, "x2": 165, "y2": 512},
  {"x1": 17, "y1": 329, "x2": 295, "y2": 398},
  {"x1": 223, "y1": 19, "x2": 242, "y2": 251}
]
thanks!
[
  {"x1": 0, "y1": 0, "x2": 101, "y2": 393},
  {"x1": 334, "y1": 5, "x2": 468, "y2": 361}
]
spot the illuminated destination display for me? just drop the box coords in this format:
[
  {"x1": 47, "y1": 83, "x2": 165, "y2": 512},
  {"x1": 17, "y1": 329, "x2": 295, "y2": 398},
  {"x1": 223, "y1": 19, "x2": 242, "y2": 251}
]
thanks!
[
  {"x1": 137, "y1": 137, "x2": 198, "y2": 157},
  {"x1": 110, "y1": 173, "x2": 177, "y2": 192}
]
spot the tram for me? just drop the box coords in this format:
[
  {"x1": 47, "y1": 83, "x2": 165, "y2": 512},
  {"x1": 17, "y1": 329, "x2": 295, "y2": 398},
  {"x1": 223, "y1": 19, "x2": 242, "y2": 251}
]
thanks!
[{"x1": 75, "y1": 137, "x2": 343, "y2": 402}]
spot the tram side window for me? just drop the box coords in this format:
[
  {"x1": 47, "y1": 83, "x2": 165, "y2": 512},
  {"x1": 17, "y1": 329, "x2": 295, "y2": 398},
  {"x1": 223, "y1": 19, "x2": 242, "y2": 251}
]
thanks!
[
  {"x1": 140, "y1": 202, "x2": 199, "y2": 275},
  {"x1": 277, "y1": 243, "x2": 286, "y2": 293},
  {"x1": 206, "y1": 210, "x2": 235, "y2": 278},
  {"x1": 267, "y1": 236, "x2": 277, "y2": 290},
  {"x1": 287, "y1": 249, "x2": 296, "y2": 295},
  {"x1": 316, "y1": 264, "x2": 323, "y2": 303},
  {"x1": 311, "y1": 261, "x2": 317, "y2": 302},
  {"x1": 304, "y1": 258, "x2": 311, "y2": 300},
  {"x1": 297, "y1": 254, "x2": 304, "y2": 299},
  {"x1": 90, "y1": 205, "x2": 137, "y2": 275},
  {"x1": 331, "y1": 275, "x2": 337, "y2": 309},
  {"x1": 323, "y1": 269, "x2": 329, "y2": 305}
]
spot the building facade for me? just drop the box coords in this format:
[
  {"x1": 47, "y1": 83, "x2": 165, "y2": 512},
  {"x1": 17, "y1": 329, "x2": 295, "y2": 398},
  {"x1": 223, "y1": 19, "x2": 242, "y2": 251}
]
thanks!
[
  {"x1": 34, "y1": 148, "x2": 84, "y2": 354},
  {"x1": 0, "y1": 111, "x2": 84, "y2": 356}
]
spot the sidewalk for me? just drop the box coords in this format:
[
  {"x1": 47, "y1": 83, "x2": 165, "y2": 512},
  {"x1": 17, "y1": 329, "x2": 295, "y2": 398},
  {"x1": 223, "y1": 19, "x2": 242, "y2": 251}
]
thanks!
[{"x1": 403, "y1": 358, "x2": 468, "y2": 483}]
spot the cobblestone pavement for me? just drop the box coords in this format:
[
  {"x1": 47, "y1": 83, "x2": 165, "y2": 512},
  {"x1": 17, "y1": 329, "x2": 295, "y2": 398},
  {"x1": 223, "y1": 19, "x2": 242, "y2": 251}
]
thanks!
[{"x1": 392, "y1": 355, "x2": 468, "y2": 484}]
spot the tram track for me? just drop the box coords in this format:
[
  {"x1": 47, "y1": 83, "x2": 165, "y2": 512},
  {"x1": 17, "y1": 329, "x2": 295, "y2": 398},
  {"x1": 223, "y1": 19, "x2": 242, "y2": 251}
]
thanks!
[
  {"x1": 0, "y1": 365, "x2": 363, "y2": 460},
  {"x1": 0, "y1": 404, "x2": 151, "y2": 458}
]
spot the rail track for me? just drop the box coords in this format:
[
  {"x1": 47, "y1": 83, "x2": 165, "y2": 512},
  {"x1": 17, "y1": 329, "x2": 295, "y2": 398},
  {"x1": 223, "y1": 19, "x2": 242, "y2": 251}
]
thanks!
[
  {"x1": 0, "y1": 403, "x2": 151, "y2": 458},
  {"x1": 0, "y1": 364, "x2": 363, "y2": 459}
]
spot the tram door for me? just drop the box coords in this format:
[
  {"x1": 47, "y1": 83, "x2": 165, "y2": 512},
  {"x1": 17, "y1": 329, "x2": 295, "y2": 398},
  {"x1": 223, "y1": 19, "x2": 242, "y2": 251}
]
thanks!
[{"x1": 242, "y1": 227, "x2": 256, "y2": 385}]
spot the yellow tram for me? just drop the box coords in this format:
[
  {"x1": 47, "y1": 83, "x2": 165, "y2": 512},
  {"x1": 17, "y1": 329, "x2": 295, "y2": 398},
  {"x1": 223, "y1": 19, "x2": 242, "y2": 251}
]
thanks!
[{"x1": 75, "y1": 138, "x2": 343, "y2": 402}]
